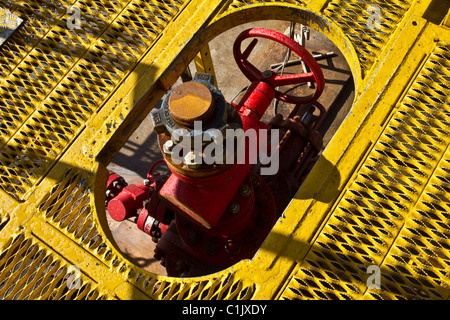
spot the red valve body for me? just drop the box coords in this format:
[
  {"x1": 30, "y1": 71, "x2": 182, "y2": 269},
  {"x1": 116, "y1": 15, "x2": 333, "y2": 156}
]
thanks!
[
  {"x1": 107, "y1": 183, "x2": 151, "y2": 221},
  {"x1": 106, "y1": 27, "x2": 326, "y2": 276}
]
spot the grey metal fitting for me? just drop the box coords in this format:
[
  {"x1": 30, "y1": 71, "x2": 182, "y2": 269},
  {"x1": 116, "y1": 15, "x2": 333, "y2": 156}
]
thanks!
[
  {"x1": 239, "y1": 184, "x2": 251, "y2": 197},
  {"x1": 184, "y1": 151, "x2": 202, "y2": 169},
  {"x1": 227, "y1": 201, "x2": 240, "y2": 215},
  {"x1": 163, "y1": 140, "x2": 175, "y2": 155}
]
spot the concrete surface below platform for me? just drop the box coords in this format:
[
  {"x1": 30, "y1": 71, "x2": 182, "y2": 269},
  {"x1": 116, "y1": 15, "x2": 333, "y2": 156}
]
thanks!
[{"x1": 105, "y1": 20, "x2": 355, "y2": 275}]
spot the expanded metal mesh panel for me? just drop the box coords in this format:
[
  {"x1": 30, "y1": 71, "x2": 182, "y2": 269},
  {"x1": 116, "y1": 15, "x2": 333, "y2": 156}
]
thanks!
[
  {"x1": 130, "y1": 272, "x2": 255, "y2": 300},
  {"x1": 37, "y1": 170, "x2": 124, "y2": 268},
  {"x1": 224, "y1": 0, "x2": 305, "y2": 11},
  {"x1": 0, "y1": 0, "x2": 447, "y2": 302},
  {"x1": 324, "y1": 0, "x2": 413, "y2": 74},
  {"x1": 0, "y1": 233, "x2": 108, "y2": 300},
  {"x1": 366, "y1": 159, "x2": 450, "y2": 299},
  {"x1": 0, "y1": 0, "x2": 73, "y2": 78},
  {"x1": 0, "y1": 0, "x2": 187, "y2": 200},
  {"x1": 365, "y1": 43, "x2": 450, "y2": 300},
  {"x1": 37, "y1": 170, "x2": 255, "y2": 300},
  {"x1": 280, "y1": 42, "x2": 450, "y2": 300},
  {"x1": 0, "y1": 214, "x2": 8, "y2": 233}
]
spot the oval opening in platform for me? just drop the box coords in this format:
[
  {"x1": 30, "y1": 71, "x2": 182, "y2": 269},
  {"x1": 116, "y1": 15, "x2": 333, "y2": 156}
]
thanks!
[{"x1": 102, "y1": 18, "x2": 356, "y2": 278}]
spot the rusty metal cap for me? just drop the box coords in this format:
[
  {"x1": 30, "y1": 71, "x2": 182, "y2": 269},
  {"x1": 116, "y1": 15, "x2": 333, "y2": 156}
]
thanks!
[{"x1": 168, "y1": 81, "x2": 215, "y2": 128}]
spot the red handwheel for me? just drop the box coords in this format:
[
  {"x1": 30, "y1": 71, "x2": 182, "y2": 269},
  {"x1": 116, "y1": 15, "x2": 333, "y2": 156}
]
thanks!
[{"x1": 233, "y1": 28, "x2": 325, "y2": 105}]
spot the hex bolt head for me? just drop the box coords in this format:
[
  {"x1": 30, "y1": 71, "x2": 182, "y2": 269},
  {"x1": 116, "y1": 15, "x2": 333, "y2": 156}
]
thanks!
[
  {"x1": 228, "y1": 201, "x2": 240, "y2": 215},
  {"x1": 262, "y1": 70, "x2": 273, "y2": 78},
  {"x1": 105, "y1": 190, "x2": 115, "y2": 198},
  {"x1": 151, "y1": 110, "x2": 168, "y2": 135},
  {"x1": 239, "y1": 184, "x2": 251, "y2": 197},
  {"x1": 184, "y1": 151, "x2": 202, "y2": 169},
  {"x1": 203, "y1": 240, "x2": 218, "y2": 255},
  {"x1": 187, "y1": 230, "x2": 201, "y2": 245},
  {"x1": 163, "y1": 140, "x2": 175, "y2": 155}
]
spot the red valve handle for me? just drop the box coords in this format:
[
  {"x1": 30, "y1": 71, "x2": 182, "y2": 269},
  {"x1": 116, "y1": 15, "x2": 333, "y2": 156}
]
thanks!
[{"x1": 233, "y1": 28, "x2": 325, "y2": 105}]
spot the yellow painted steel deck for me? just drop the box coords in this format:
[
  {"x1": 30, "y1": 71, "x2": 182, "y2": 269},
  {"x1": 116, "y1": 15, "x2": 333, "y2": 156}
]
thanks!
[{"x1": 0, "y1": 0, "x2": 449, "y2": 300}]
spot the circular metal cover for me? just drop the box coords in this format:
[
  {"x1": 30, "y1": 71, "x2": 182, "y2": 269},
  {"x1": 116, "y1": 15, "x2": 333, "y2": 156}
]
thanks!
[{"x1": 168, "y1": 81, "x2": 215, "y2": 127}]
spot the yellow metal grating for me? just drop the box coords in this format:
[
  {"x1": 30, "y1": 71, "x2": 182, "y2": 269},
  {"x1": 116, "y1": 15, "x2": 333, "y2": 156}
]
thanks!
[
  {"x1": 0, "y1": 214, "x2": 8, "y2": 233},
  {"x1": 224, "y1": 0, "x2": 304, "y2": 11},
  {"x1": 132, "y1": 273, "x2": 255, "y2": 300},
  {"x1": 0, "y1": 233, "x2": 109, "y2": 300},
  {"x1": 37, "y1": 169, "x2": 256, "y2": 300},
  {"x1": 0, "y1": 0, "x2": 188, "y2": 200},
  {"x1": 37, "y1": 171, "x2": 120, "y2": 268},
  {"x1": 280, "y1": 42, "x2": 450, "y2": 300},
  {"x1": 0, "y1": 0, "x2": 72, "y2": 78},
  {"x1": 0, "y1": 0, "x2": 448, "y2": 301},
  {"x1": 366, "y1": 153, "x2": 450, "y2": 299},
  {"x1": 365, "y1": 43, "x2": 450, "y2": 300},
  {"x1": 324, "y1": 0, "x2": 413, "y2": 75}
]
